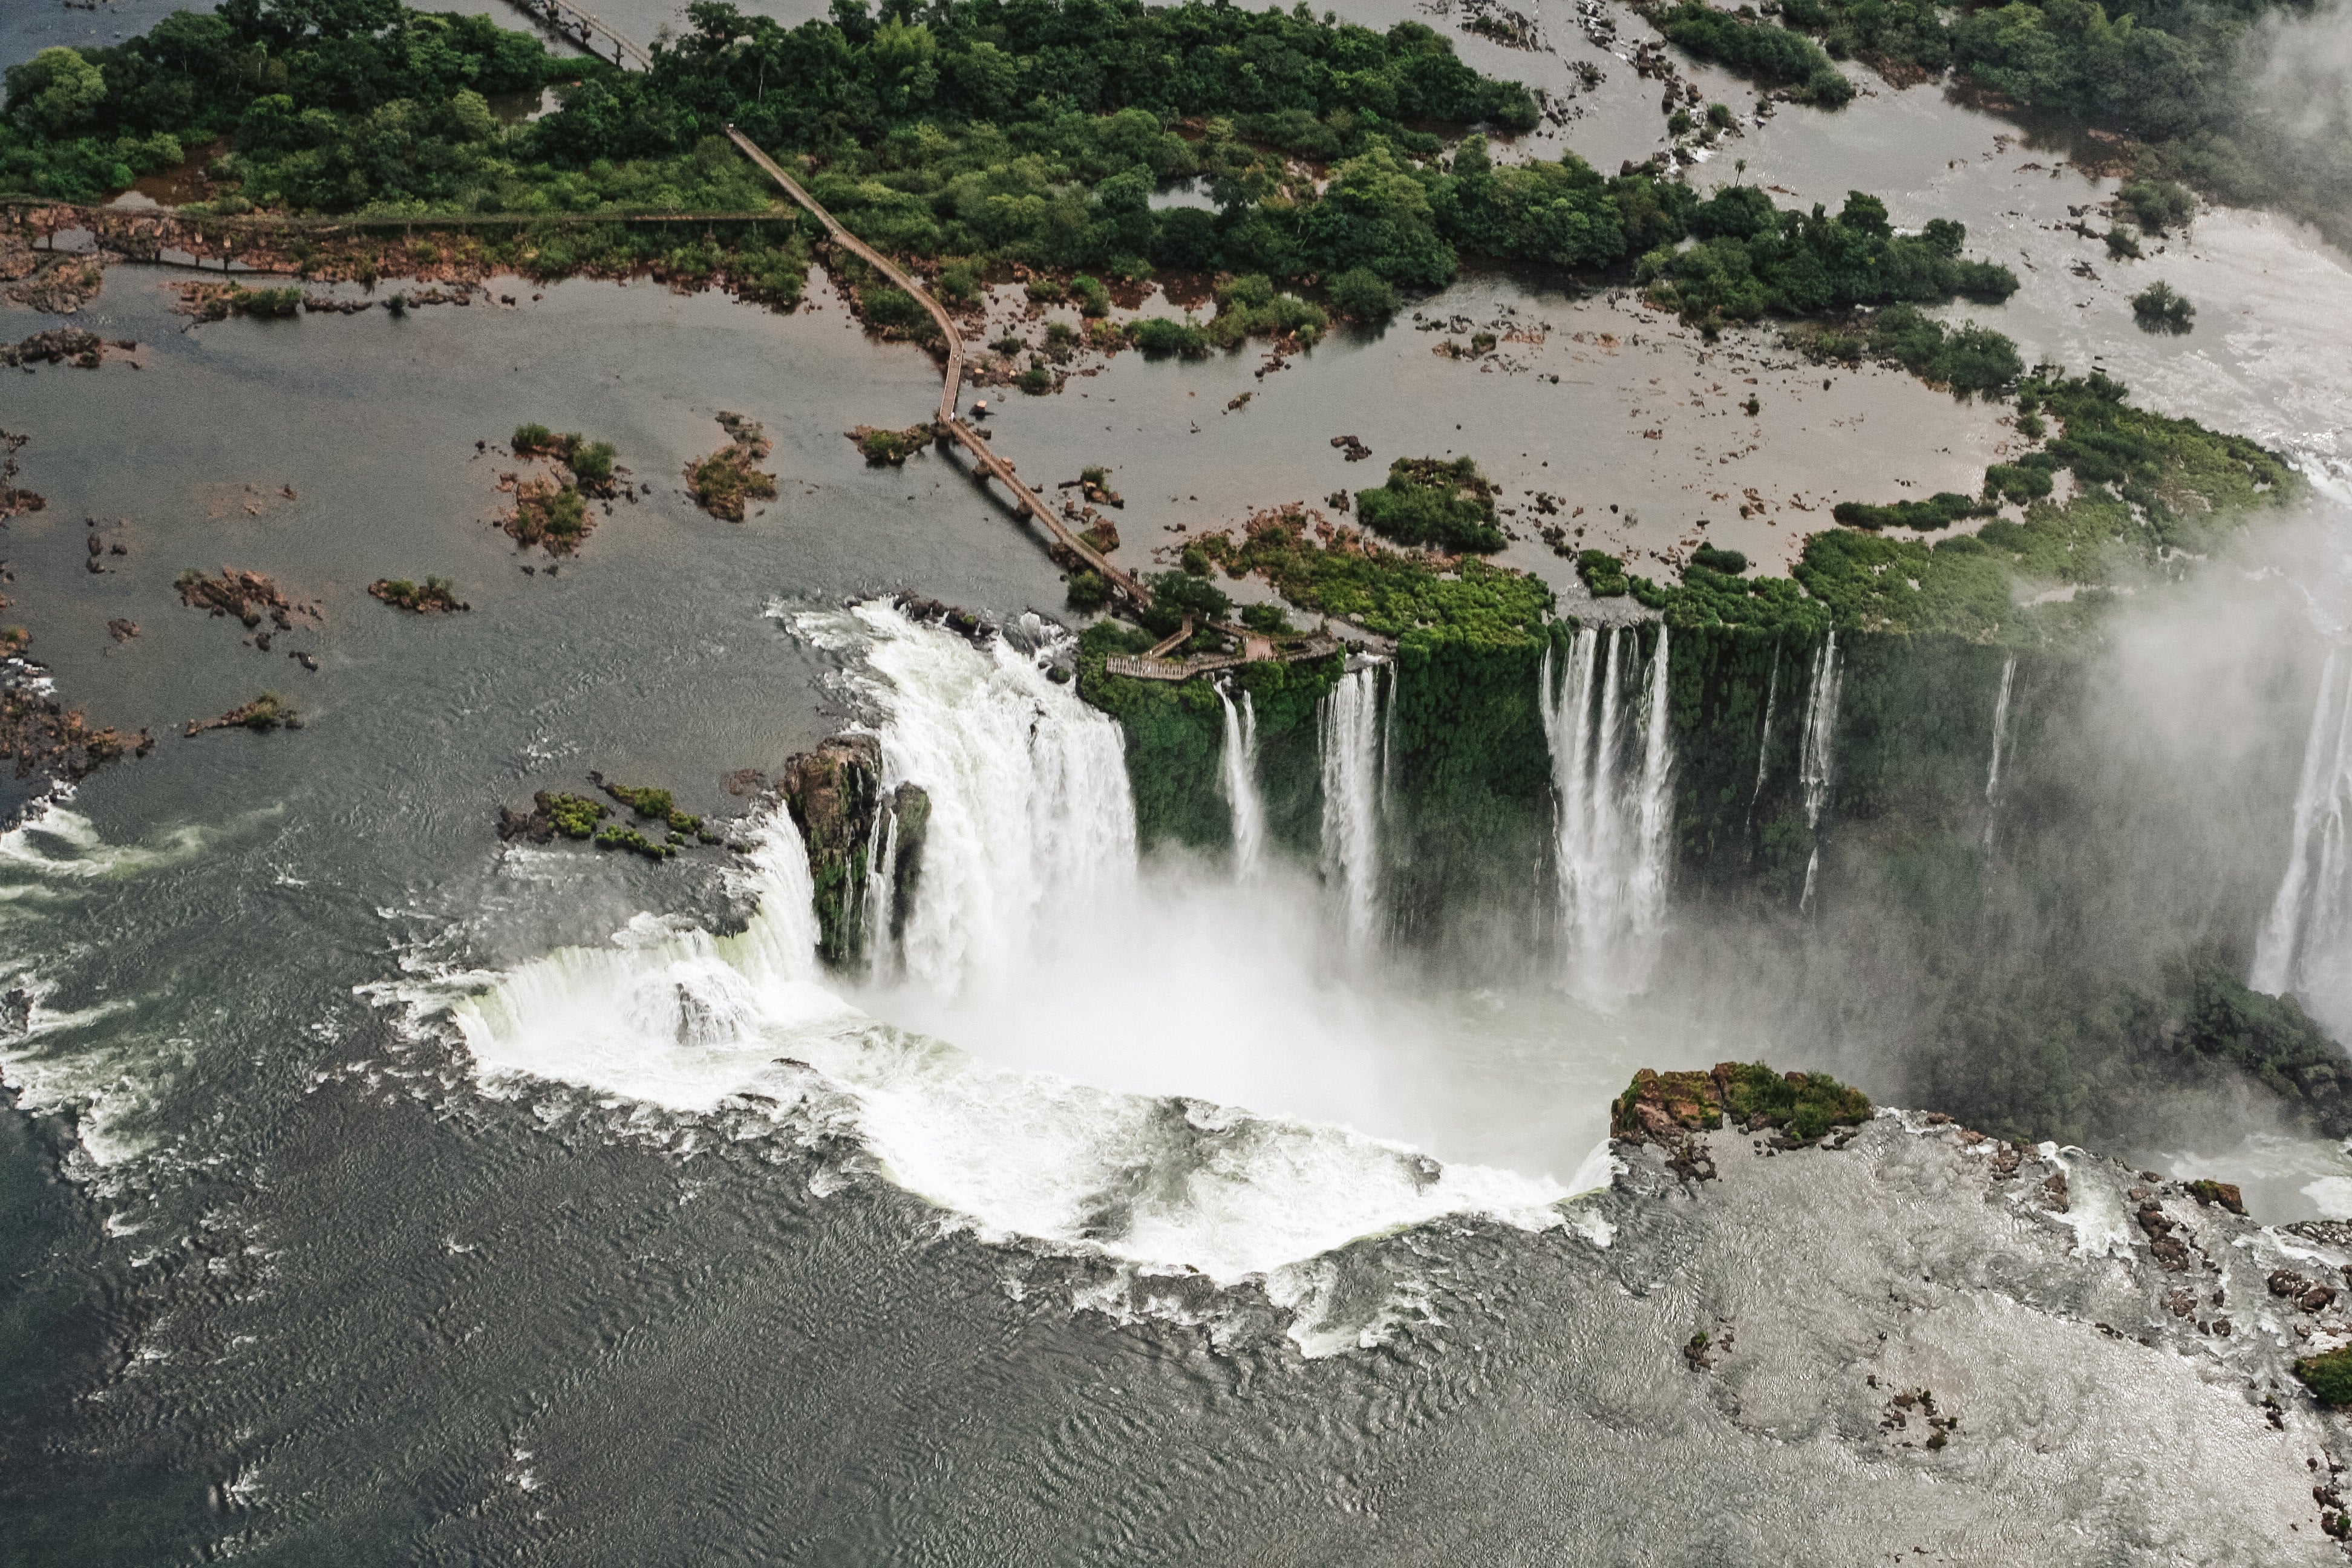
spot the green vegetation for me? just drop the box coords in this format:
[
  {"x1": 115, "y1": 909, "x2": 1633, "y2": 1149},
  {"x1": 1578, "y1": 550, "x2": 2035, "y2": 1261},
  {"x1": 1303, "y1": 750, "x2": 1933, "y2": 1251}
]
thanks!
[
  {"x1": 1577, "y1": 549, "x2": 1630, "y2": 598},
  {"x1": 1642, "y1": 189, "x2": 2017, "y2": 336},
  {"x1": 603, "y1": 780, "x2": 715, "y2": 840},
  {"x1": 854, "y1": 423, "x2": 934, "y2": 465},
  {"x1": 1630, "y1": 370, "x2": 2292, "y2": 640},
  {"x1": 2295, "y1": 1348, "x2": 2352, "y2": 1406},
  {"x1": 595, "y1": 822, "x2": 673, "y2": 860},
  {"x1": 686, "y1": 413, "x2": 776, "y2": 521},
  {"x1": 367, "y1": 575, "x2": 467, "y2": 612},
  {"x1": 543, "y1": 792, "x2": 607, "y2": 839},
  {"x1": 1645, "y1": 0, "x2": 1856, "y2": 106},
  {"x1": 1353, "y1": 456, "x2": 1502, "y2": 554},
  {"x1": 1759, "y1": 0, "x2": 2351, "y2": 247},
  {"x1": 1716, "y1": 1062, "x2": 1875, "y2": 1142},
  {"x1": 512, "y1": 425, "x2": 618, "y2": 492},
  {"x1": 1193, "y1": 505, "x2": 1553, "y2": 651},
  {"x1": 1, "y1": 1, "x2": 2023, "y2": 328},
  {"x1": 1203, "y1": 273, "x2": 1326, "y2": 349},
  {"x1": 1129, "y1": 316, "x2": 1211, "y2": 359},
  {"x1": 1327, "y1": 266, "x2": 1401, "y2": 322},
  {"x1": 2131, "y1": 279, "x2": 2196, "y2": 335},
  {"x1": 1077, "y1": 619, "x2": 1342, "y2": 847},
  {"x1": 1607, "y1": 1060, "x2": 1872, "y2": 1143},
  {"x1": 1690, "y1": 544, "x2": 1747, "y2": 575},
  {"x1": 1831, "y1": 492, "x2": 1995, "y2": 532},
  {"x1": 1784, "y1": 304, "x2": 2025, "y2": 398}
]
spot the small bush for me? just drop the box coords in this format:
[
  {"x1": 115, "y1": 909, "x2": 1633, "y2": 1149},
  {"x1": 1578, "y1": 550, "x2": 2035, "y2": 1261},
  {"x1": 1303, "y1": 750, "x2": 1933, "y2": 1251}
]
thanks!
[
  {"x1": 935, "y1": 263, "x2": 979, "y2": 305},
  {"x1": 2132, "y1": 280, "x2": 2195, "y2": 335},
  {"x1": 1068, "y1": 275, "x2": 1111, "y2": 317},
  {"x1": 1129, "y1": 316, "x2": 1212, "y2": 358},
  {"x1": 1018, "y1": 364, "x2": 1053, "y2": 394},
  {"x1": 1831, "y1": 491, "x2": 1994, "y2": 531},
  {"x1": 1239, "y1": 602, "x2": 1292, "y2": 634},
  {"x1": 2105, "y1": 226, "x2": 2143, "y2": 260},
  {"x1": 1327, "y1": 266, "x2": 1400, "y2": 322},
  {"x1": 1691, "y1": 543, "x2": 1747, "y2": 574},
  {"x1": 2297, "y1": 1346, "x2": 2352, "y2": 1406},
  {"x1": 1354, "y1": 456, "x2": 1504, "y2": 553},
  {"x1": 1065, "y1": 569, "x2": 1111, "y2": 612},
  {"x1": 1578, "y1": 549, "x2": 1630, "y2": 596},
  {"x1": 862, "y1": 286, "x2": 925, "y2": 330}
]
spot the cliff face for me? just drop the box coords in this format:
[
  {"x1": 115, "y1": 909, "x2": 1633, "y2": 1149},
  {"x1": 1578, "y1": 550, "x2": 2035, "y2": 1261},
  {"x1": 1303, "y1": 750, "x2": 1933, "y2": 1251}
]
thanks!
[{"x1": 779, "y1": 734, "x2": 927, "y2": 971}]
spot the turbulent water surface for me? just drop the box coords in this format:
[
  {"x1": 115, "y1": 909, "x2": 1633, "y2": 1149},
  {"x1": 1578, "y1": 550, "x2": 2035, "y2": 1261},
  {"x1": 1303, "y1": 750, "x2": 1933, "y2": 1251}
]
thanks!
[{"x1": 7, "y1": 1, "x2": 2352, "y2": 1562}]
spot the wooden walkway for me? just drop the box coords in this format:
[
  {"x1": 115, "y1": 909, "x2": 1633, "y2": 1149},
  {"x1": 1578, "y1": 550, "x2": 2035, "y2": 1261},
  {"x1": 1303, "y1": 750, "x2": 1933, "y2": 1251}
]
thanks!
[
  {"x1": 725, "y1": 126, "x2": 1153, "y2": 612},
  {"x1": 1106, "y1": 635, "x2": 1341, "y2": 683},
  {"x1": 501, "y1": 0, "x2": 652, "y2": 68}
]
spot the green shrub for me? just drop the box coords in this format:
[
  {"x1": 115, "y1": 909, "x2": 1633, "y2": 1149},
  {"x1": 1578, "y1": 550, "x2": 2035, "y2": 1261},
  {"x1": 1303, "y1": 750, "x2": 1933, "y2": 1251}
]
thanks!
[
  {"x1": 1328, "y1": 266, "x2": 1402, "y2": 322},
  {"x1": 1240, "y1": 602, "x2": 1293, "y2": 634},
  {"x1": 1068, "y1": 274, "x2": 1111, "y2": 317},
  {"x1": 1129, "y1": 316, "x2": 1212, "y2": 359},
  {"x1": 512, "y1": 422, "x2": 554, "y2": 452},
  {"x1": 1354, "y1": 456, "x2": 1504, "y2": 553},
  {"x1": 2297, "y1": 1347, "x2": 2352, "y2": 1406},
  {"x1": 1832, "y1": 491, "x2": 1993, "y2": 531},
  {"x1": 862, "y1": 286, "x2": 925, "y2": 330},
  {"x1": 543, "y1": 488, "x2": 587, "y2": 537},
  {"x1": 2132, "y1": 281, "x2": 2195, "y2": 335},
  {"x1": 1018, "y1": 364, "x2": 1053, "y2": 394},
  {"x1": 569, "y1": 440, "x2": 616, "y2": 486},
  {"x1": 544, "y1": 793, "x2": 608, "y2": 838},
  {"x1": 1065, "y1": 569, "x2": 1111, "y2": 612},
  {"x1": 1691, "y1": 544, "x2": 1748, "y2": 575},
  {"x1": 935, "y1": 263, "x2": 979, "y2": 304},
  {"x1": 1578, "y1": 549, "x2": 1630, "y2": 596}
]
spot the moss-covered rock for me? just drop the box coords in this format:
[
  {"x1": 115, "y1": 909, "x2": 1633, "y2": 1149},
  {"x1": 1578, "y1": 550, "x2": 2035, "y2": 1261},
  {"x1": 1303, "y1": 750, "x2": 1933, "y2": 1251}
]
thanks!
[
  {"x1": 1612, "y1": 1062, "x2": 1873, "y2": 1146},
  {"x1": 2295, "y1": 1346, "x2": 2352, "y2": 1406},
  {"x1": 781, "y1": 734, "x2": 884, "y2": 968}
]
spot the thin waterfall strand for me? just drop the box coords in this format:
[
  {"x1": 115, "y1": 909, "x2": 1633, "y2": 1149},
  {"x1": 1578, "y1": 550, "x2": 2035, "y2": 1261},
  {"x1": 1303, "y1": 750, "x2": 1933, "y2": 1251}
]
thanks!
[
  {"x1": 1746, "y1": 644, "x2": 1780, "y2": 828},
  {"x1": 2253, "y1": 650, "x2": 2352, "y2": 1016},
  {"x1": 866, "y1": 805, "x2": 899, "y2": 980},
  {"x1": 1797, "y1": 631, "x2": 1843, "y2": 913},
  {"x1": 1218, "y1": 682, "x2": 1268, "y2": 877},
  {"x1": 1984, "y1": 653, "x2": 2018, "y2": 855},
  {"x1": 1320, "y1": 665, "x2": 1383, "y2": 946}
]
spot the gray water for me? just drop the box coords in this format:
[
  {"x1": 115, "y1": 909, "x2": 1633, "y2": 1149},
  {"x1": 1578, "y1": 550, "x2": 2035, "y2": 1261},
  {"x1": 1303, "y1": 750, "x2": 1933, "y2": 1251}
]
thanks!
[{"x1": 7, "y1": 3, "x2": 2352, "y2": 1561}]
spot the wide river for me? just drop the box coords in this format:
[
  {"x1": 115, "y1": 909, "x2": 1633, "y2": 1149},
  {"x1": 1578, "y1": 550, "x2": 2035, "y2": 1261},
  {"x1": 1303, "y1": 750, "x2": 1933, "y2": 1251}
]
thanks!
[{"x1": 4, "y1": 1, "x2": 2352, "y2": 1560}]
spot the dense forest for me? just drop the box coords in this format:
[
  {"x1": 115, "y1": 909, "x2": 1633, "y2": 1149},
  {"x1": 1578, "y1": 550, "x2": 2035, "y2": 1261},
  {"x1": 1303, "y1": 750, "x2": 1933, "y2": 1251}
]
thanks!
[
  {"x1": 1773, "y1": 0, "x2": 2351, "y2": 243},
  {"x1": 2, "y1": 0, "x2": 2017, "y2": 312}
]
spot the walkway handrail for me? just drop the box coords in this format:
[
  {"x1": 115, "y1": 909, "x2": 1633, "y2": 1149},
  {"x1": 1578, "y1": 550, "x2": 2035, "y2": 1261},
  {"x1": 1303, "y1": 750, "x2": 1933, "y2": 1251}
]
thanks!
[{"x1": 724, "y1": 125, "x2": 1152, "y2": 610}]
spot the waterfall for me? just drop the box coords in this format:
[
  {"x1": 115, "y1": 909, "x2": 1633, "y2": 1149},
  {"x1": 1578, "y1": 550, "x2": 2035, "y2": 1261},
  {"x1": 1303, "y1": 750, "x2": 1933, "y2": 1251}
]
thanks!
[
  {"x1": 1746, "y1": 643, "x2": 1780, "y2": 828},
  {"x1": 1984, "y1": 653, "x2": 2018, "y2": 854},
  {"x1": 854, "y1": 603, "x2": 1137, "y2": 996},
  {"x1": 1218, "y1": 682, "x2": 1267, "y2": 877},
  {"x1": 1797, "y1": 630, "x2": 1843, "y2": 913},
  {"x1": 2253, "y1": 650, "x2": 2352, "y2": 1019},
  {"x1": 864, "y1": 804, "x2": 900, "y2": 979},
  {"x1": 1541, "y1": 626, "x2": 1675, "y2": 999},
  {"x1": 1319, "y1": 664, "x2": 1383, "y2": 946}
]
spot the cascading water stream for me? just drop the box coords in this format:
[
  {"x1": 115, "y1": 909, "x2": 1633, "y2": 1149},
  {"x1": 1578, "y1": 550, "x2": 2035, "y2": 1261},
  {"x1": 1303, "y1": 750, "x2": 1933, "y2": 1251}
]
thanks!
[
  {"x1": 857, "y1": 604, "x2": 1137, "y2": 996},
  {"x1": 1745, "y1": 643, "x2": 1780, "y2": 831},
  {"x1": 448, "y1": 604, "x2": 1573, "y2": 1315},
  {"x1": 1319, "y1": 664, "x2": 1384, "y2": 947},
  {"x1": 1797, "y1": 630, "x2": 1843, "y2": 914},
  {"x1": 864, "y1": 804, "x2": 900, "y2": 979},
  {"x1": 1984, "y1": 653, "x2": 2018, "y2": 855},
  {"x1": 1541, "y1": 626, "x2": 1674, "y2": 999},
  {"x1": 1218, "y1": 682, "x2": 1267, "y2": 878},
  {"x1": 2252, "y1": 649, "x2": 2352, "y2": 1028}
]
